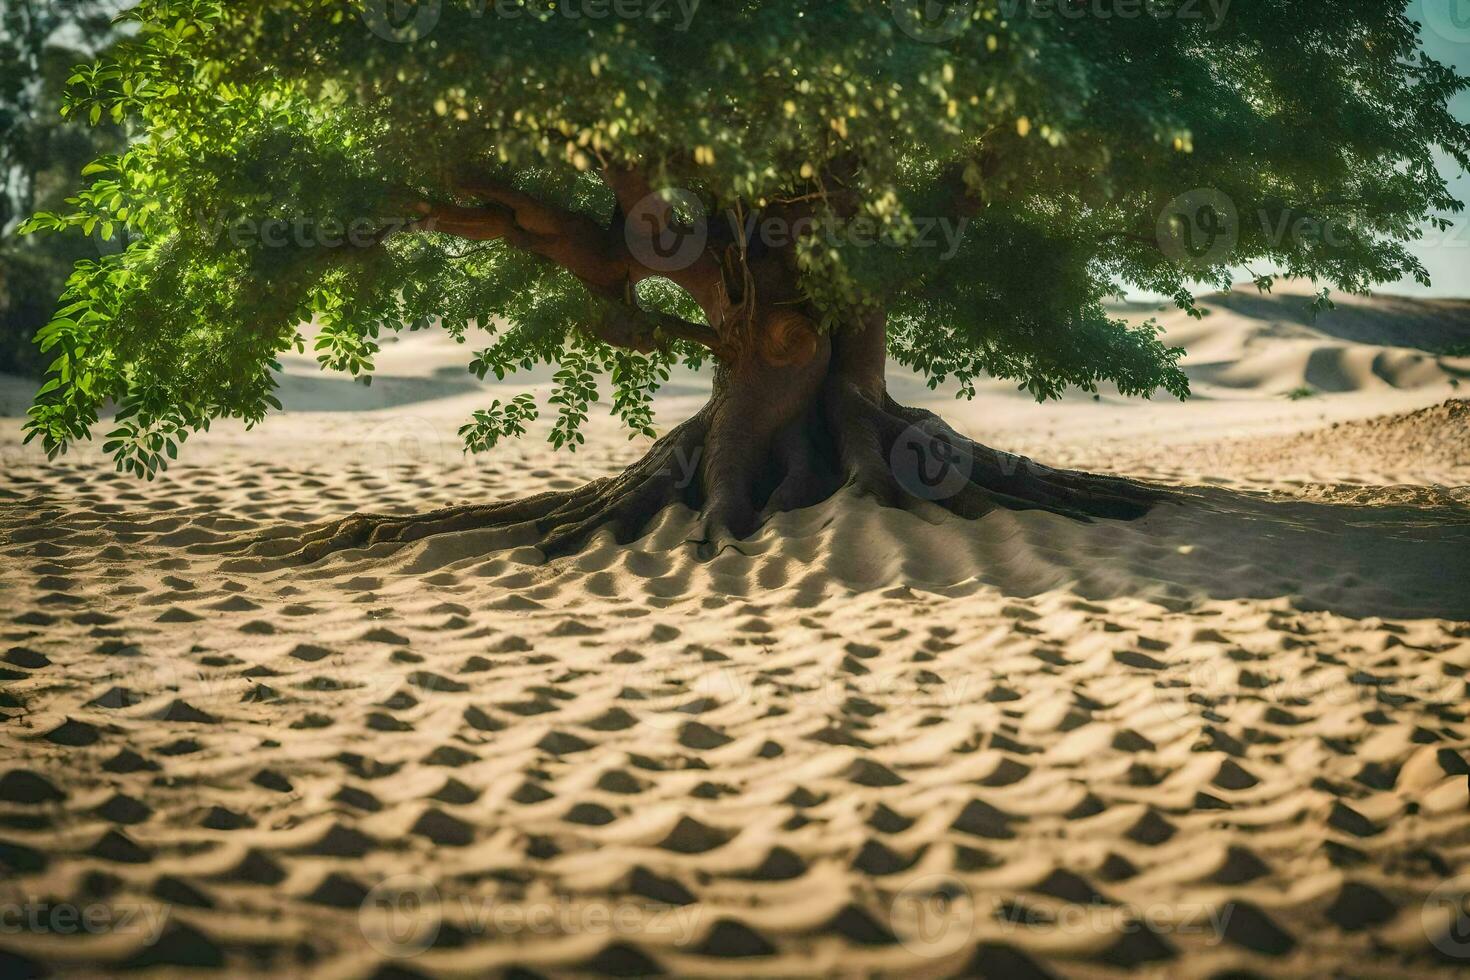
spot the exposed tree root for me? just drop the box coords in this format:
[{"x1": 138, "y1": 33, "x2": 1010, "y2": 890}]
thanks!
[
  {"x1": 250, "y1": 384, "x2": 1164, "y2": 565},
  {"x1": 880, "y1": 398, "x2": 1163, "y2": 522}
]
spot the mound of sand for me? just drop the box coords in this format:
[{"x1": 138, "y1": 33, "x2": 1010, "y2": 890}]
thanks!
[
  {"x1": 1050, "y1": 398, "x2": 1470, "y2": 508},
  {"x1": 1192, "y1": 397, "x2": 1469, "y2": 492},
  {"x1": 1274, "y1": 397, "x2": 1470, "y2": 466}
]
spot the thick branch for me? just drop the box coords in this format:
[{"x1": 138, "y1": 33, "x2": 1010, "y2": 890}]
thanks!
[
  {"x1": 590, "y1": 297, "x2": 727, "y2": 356},
  {"x1": 399, "y1": 169, "x2": 741, "y2": 354},
  {"x1": 403, "y1": 191, "x2": 723, "y2": 357},
  {"x1": 454, "y1": 175, "x2": 607, "y2": 242},
  {"x1": 414, "y1": 194, "x2": 628, "y2": 295}
]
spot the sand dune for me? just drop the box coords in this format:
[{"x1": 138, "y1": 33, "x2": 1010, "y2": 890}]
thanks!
[
  {"x1": 1143, "y1": 281, "x2": 1470, "y2": 396},
  {"x1": 0, "y1": 286, "x2": 1467, "y2": 977}
]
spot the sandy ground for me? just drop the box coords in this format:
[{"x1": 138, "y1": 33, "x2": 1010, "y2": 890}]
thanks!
[{"x1": 0, "y1": 281, "x2": 1468, "y2": 978}]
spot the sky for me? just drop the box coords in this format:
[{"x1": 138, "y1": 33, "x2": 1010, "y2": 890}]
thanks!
[{"x1": 1392, "y1": 2, "x2": 1470, "y2": 295}]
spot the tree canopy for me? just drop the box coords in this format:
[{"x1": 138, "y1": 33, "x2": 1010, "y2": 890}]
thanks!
[{"x1": 19, "y1": 0, "x2": 1469, "y2": 477}]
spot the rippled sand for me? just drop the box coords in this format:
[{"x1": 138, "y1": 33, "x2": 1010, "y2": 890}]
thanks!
[{"x1": 0, "y1": 282, "x2": 1467, "y2": 977}]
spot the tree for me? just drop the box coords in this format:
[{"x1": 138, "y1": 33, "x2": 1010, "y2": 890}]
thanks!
[
  {"x1": 19, "y1": 0, "x2": 1469, "y2": 558},
  {"x1": 0, "y1": 0, "x2": 124, "y2": 375}
]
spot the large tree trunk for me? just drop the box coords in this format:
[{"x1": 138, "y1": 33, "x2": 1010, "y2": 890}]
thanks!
[{"x1": 259, "y1": 307, "x2": 1161, "y2": 564}]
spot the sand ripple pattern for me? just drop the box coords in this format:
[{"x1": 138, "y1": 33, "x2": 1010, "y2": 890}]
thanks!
[{"x1": 1, "y1": 442, "x2": 1468, "y2": 977}]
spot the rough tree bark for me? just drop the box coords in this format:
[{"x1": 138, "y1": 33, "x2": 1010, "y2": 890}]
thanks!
[{"x1": 265, "y1": 166, "x2": 1160, "y2": 563}]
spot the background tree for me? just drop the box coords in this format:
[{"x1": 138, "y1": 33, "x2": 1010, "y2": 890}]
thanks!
[
  {"x1": 0, "y1": 0, "x2": 123, "y2": 375},
  {"x1": 19, "y1": 0, "x2": 1469, "y2": 558}
]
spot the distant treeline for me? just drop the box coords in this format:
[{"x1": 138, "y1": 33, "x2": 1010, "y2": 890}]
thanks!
[{"x1": 1, "y1": 1, "x2": 125, "y2": 376}]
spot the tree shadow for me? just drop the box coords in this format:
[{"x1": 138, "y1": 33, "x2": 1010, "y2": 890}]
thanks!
[{"x1": 1068, "y1": 483, "x2": 1470, "y2": 621}]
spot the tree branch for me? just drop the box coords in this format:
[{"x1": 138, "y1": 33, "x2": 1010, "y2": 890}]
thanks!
[
  {"x1": 589, "y1": 293, "x2": 728, "y2": 357},
  {"x1": 391, "y1": 169, "x2": 738, "y2": 356},
  {"x1": 453, "y1": 174, "x2": 607, "y2": 241},
  {"x1": 413, "y1": 181, "x2": 631, "y2": 295}
]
